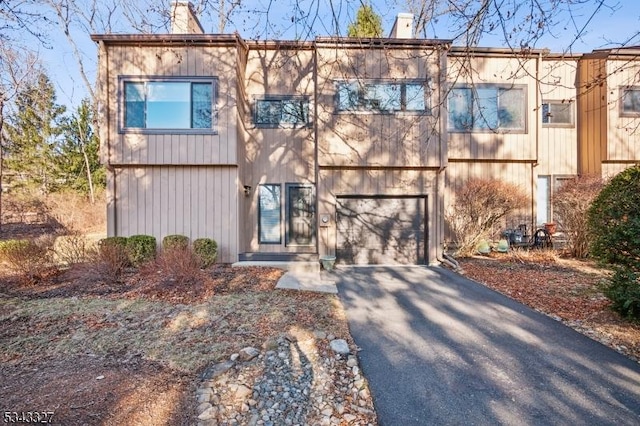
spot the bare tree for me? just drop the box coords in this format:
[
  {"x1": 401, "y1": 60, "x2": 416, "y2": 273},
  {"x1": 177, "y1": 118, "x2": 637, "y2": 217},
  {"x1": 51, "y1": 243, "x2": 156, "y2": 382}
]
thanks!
[
  {"x1": 0, "y1": 0, "x2": 51, "y2": 43},
  {"x1": 0, "y1": 43, "x2": 41, "y2": 232}
]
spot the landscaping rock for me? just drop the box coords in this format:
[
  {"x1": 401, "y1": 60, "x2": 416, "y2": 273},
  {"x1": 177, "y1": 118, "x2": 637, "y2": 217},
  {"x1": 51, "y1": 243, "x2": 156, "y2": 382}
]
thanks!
[
  {"x1": 194, "y1": 335, "x2": 376, "y2": 425},
  {"x1": 329, "y1": 339, "x2": 350, "y2": 355},
  {"x1": 239, "y1": 347, "x2": 260, "y2": 361}
]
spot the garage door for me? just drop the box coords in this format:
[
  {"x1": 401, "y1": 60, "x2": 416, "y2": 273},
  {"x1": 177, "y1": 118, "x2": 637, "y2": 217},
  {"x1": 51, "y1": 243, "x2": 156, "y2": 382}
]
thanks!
[{"x1": 336, "y1": 196, "x2": 426, "y2": 265}]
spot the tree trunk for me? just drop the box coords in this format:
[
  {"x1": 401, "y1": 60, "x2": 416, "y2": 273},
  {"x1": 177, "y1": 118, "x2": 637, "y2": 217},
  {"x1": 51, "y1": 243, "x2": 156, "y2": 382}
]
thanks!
[
  {"x1": 81, "y1": 143, "x2": 95, "y2": 204},
  {"x1": 76, "y1": 118, "x2": 95, "y2": 204},
  {"x1": 0, "y1": 98, "x2": 4, "y2": 233}
]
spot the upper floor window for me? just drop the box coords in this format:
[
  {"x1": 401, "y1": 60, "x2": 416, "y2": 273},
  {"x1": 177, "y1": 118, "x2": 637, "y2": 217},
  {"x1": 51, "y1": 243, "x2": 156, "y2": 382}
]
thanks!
[
  {"x1": 336, "y1": 80, "x2": 429, "y2": 113},
  {"x1": 621, "y1": 87, "x2": 640, "y2": 116},
  {"x1": 448, "y1": 85, "x2": 526, "y2": 132},
  {"x1": 254, "y1": 97, "x2": 309, "y2": 127},
  {"x1": 122, "y1": 79, "x2": 216, "y2": 131},
  {"x1": 542, "y1": 100, "x2": 574, "y2": 127}
]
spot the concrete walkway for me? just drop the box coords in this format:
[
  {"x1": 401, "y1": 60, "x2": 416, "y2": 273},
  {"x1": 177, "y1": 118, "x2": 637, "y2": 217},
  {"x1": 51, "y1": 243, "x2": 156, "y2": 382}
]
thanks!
[
  {"x1": 336, "y1": 266, "x2": 640, "y2": 426},
  {"x1": 275, "y1": 271, "x2": 338, "y2": 294},
  {"x1": 233, "y1": 260, "x2": 338, "y2": 293}
]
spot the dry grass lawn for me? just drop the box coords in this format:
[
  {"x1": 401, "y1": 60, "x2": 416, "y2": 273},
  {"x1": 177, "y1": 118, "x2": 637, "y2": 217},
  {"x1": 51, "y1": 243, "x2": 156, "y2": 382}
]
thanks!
[{"x1": 0, "y1": 265, "x2": 351, "y2": 425}]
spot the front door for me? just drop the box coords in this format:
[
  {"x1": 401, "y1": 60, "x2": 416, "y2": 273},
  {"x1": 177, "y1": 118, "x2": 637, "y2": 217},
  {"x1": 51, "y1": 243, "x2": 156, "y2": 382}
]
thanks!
[{"x1": 286, "y1": 184, "x2": 315, "y2": 246}]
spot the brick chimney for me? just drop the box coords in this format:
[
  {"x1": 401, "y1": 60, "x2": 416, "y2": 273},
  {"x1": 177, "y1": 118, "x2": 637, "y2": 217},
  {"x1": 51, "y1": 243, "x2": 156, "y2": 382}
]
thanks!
[
  {"x1": 170, "y1": 1, "x2": 205, "y2": 34},
  {"x1": 389, "y1": 13, "x2": 414, "y2": 39}
]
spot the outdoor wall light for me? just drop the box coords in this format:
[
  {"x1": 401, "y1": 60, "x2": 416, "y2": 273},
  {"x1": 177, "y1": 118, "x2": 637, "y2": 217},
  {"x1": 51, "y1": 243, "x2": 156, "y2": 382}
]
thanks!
[{"x1": 243, "y1": 185, "x2": 252, "y2": 196}]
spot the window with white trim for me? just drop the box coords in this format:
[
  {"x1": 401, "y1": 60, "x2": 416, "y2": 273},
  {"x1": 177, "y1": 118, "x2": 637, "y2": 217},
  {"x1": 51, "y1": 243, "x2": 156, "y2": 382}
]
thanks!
[
  {"x1": 541, "y1": 100, "x2": 574, "y2": 126},
  {"x1": 336, "y1": 81, "x2": 429, "y2": 113},
  {"x1": 122, "y1": 79, "x2": 216, "y2": 131},
  {"x1": 448, "y1": 85, "x2": 526, "y2": 132}
]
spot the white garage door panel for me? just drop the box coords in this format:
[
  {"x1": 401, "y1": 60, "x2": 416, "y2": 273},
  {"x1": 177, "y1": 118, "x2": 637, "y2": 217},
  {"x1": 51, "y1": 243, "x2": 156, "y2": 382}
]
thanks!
[{"x1": 336, "y1": 197, "x2": 426, "y2": 265}]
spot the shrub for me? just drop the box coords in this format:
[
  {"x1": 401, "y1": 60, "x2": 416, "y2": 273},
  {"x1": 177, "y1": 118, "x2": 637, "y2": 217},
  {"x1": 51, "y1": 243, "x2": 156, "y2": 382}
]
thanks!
[
  {"x1": 602, "y1": 267, "x2": 640, "y2": 319},
  {"x1": 446, "y1": 178, "x2": 528, "y2": 257},
  {"x1": 0, "y1": 238, "x2": 55, "y2": 283},
  {"x1": 99, "y1": 236, "x2": 128, "y2": 252},
  {"x1": 588, "y1": 165, "x2": 640, "y2": 318},
  {"x1": 125, "y1": 235, "x2": 157, "y2": 266},
  {"x1": 46, "y1": 190, "x2": 106, "y2": 234},
  {"x1": 96, "y1": 237, "x2": 130, "y2": 280},
  {"x1": 588, "y1": 166, "x2": 640, "y2": 270},
  {"x1": 193, "y1": 238, "x2": 218, "y2": 268},
  {"x1": 552, "y1": 175, "x2": 604, "y2": 258},
  {"x1": 162, "y1": 234, "x2": 189, "y2": 252},
  {"x1": 141, "y1": 246, "x2": 204, "y2": 286},
  {"x1": 55, "y1": 230, "x2": 94, "y2": 266}
]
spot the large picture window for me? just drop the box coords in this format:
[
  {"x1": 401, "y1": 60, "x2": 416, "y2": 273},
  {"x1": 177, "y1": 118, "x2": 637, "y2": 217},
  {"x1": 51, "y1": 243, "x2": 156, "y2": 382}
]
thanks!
[
  {"x1": 542, "y1": 100, "x2": 574, "y2": 126},
  {"x1": 448, "y1": 85, "x2": 526, "y2": 132},
  {"x1": 621, "y1": 87, "x2": 640, "y2": 116},
  {"x1": 122, "y1": 79, "x2": 216, "y2": 131},
  {"x1": 336, "y1": 81, "x2": 429, "y2": 113},
  {"x1": 259, "y1": 184, "x2": 281, "y2": 244},
  {"x1": 254, "y1": 97, "x2": 309, "y2": 127}
]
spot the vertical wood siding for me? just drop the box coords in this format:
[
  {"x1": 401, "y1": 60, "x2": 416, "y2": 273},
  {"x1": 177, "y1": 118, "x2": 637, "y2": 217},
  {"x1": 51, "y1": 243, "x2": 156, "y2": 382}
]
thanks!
[
  {"x1": 537, "y1": 59, "x2": 579, "y2": 176},
  {"x1": 605, "y1": 58, "x2": 640, "y2": 163},
  {"x1": 113, "y1": 165, "x2": 239, "y2": 263},
  {"x1": 445, "y1": 162, "x2": 534, "y2": 239},
  {"x1": 105, "y1": 44, "x2": 238, "y2": 166},
  {"x1": 315, "y1": 45, "x2": 445, "y2": 168},
  {"x1": 447, "y1": 55, "x2": 538, "y2": 161},
  {"x1": 577, "y1": 57, "x2": 607, "y2": 174},
  {"x1": 239, "y1": 47, "x2": 316, "y2": 253}
]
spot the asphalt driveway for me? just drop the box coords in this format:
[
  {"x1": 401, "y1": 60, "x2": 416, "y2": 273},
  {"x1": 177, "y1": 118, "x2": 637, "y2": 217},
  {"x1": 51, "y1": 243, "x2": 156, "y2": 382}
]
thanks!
[{"x1": 336, "y1": 266, "x2": 640, "y2": 426}]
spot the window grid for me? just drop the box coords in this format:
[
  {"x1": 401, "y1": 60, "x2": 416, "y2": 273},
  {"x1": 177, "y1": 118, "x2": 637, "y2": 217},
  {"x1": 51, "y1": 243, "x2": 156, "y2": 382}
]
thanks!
[{"x1": 448, "y1": 85, "x2": 526, "y2": 133}]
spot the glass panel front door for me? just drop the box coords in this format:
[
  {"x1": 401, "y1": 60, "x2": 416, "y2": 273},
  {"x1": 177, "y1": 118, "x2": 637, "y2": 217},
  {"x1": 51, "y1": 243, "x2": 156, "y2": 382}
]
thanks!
[
  {"x1": 537, "y1": 176, "x2": 550, "y2": 225},
  {"x1": 286, "y1": 185, "x2": 315, "y2": 246}
]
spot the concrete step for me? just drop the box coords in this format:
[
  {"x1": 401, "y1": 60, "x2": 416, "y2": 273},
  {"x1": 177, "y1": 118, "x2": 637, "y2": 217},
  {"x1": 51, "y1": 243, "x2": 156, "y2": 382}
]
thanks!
[
  {"x1": 275, "y1": 271, "x2": 338, "y2": 294},
  {"x1": 231, "y1": 260, "x2": 320, "y2": 274}
]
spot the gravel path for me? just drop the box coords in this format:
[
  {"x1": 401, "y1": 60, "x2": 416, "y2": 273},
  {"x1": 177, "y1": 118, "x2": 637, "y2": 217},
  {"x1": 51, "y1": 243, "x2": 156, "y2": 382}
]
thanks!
[{"x1": 194, "y1": 331, "x2": 377, "y2": 425}]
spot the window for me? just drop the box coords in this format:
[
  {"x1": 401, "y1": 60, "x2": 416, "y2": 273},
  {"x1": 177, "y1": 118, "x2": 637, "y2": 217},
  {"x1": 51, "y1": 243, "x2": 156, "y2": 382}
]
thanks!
[
  {"x1": 122, "y1": 79, "x2": 216, "y2": 131},
  {"x1": 621, "y1": 87, "x2": 640, "y2": 116},
  {"x1": 448, "y1": 85, "x2": 526, "y2": 132},
  {"x1": 336, "y1": 81, "x2": 429, "y2": 113},
  {"x1": 254, "y1": 97, "x2": 309, "y2": 127},
  {"x1": 542, "y1": 100, "x2": 574, "y2": 126},
  {"x1": 259, "y1": 184, "x2": 281, "y2": 244}
]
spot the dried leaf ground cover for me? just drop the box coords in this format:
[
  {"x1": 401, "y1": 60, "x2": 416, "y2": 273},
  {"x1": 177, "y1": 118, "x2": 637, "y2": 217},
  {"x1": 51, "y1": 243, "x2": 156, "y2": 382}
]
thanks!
[
  {"x1": 0, "y1": 265, "x2": 352, "y2": 425},
  {"x1": 459, "y1": 254, "x2": 640, "y2": 363}
]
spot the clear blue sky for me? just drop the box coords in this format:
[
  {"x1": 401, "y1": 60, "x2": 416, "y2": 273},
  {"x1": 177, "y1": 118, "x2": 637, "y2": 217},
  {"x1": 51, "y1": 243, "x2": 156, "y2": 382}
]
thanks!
[{"x1": 33, "y1": 0, "x2": 640, "y2": 108}]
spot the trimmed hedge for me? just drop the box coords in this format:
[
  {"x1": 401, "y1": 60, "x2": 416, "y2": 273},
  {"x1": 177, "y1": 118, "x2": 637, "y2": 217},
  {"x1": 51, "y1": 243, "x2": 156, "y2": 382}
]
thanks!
[
  {"x1": 193, "y1": 238, "x2": 217, "y2": 268},
  {"x1": 99, "y1": 236, "x2": 128, "y2": 251},
  {"x1": 162, "y1": 234, "x2": 190, "y2": 252},
  {"x1": 126, "y1": 235, "x2": 157, "y2": 266}
]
